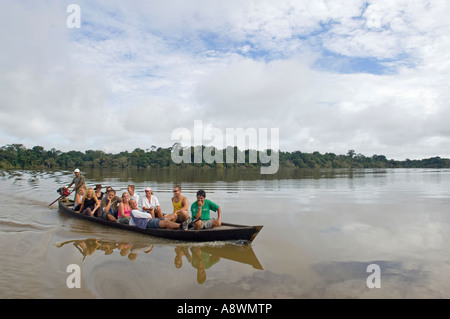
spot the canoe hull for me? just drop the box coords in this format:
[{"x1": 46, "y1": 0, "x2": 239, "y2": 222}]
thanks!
[{"x1": 58, "y1": 200, "x2": 262, "y2": 243}]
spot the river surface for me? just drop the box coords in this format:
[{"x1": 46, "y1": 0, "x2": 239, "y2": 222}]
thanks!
[{"x1": 1, "y1": 168, "x2": 449, "y2": 298}]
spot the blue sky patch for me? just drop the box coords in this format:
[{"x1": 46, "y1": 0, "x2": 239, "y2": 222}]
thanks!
[{"x1": 313, "y1": 50, "x2": 413, "y2": 75}]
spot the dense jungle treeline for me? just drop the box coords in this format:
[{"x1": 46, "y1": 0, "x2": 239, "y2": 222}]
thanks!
[{"x1": 0, "y1": 143, "x2": 449, "y2": 170}]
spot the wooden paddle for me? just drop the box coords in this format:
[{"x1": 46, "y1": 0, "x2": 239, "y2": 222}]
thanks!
[{"x1": 49, "y1": 189, "x2": 73, "y2": 207}]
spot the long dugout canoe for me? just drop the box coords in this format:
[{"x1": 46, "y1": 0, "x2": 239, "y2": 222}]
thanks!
[{"x1": 58, "y1": 200, "x2": 263, "y2": 243}]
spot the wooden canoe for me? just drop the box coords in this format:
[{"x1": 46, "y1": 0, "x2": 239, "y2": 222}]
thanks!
[{"x1": 58, "y1": 200, "x2": 263, "y2": 243}]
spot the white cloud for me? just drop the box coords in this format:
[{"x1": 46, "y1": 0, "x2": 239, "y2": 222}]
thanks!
[{"x1": 1, "y1": 0, "x2": 450, "y2": 159}]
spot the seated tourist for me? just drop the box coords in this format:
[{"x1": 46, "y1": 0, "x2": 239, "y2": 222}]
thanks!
[
  {"x1": 100, "y1": 189, "x2": 121, "y2": 222},
  {"x1": 94, "y1": 184, "x2": 104, "y2": 201},
  {"x1": 190, "y1": 190, "x2": 222, "y2": 230},
  {"x1": 140, "y1": 187, "x2": 163, "y2": 219},
  {"x1": 117, "y1": 192, "x2": 132, "y2": 224},
  {"x1": 77, "y1": 188, "x2": 101, "y2": 216},
  {"x1": 127, "y1": 184, "x2": 139, "y2": 205},
  {"x1": 129, "y1": 199, "x2": 182, "y2": 230},
  {"x1": 73, "y1": 185, "x2": 87, "y2": 211},
  {"x1": 166, "y1": 185, "x2": 189, "y2": 223}
]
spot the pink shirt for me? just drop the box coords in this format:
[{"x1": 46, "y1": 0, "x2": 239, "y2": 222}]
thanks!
[{"x1": 120, "y1": 204, "x2": 132, "y2": 218}]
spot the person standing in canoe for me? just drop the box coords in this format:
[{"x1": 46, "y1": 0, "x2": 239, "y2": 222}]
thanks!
[
  {"x1": 67, "y1": 168, "x2": 85, "y2": 200},
  {"x1": 190, "y1": 190, "x2": 221, "y2": 230}
]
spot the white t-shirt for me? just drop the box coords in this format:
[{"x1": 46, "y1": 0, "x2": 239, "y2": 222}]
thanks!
[
  {"x1": 140, "y1": 195, "x2": 160, "y2": 210},
  {"x1": 129, "y1": 209, "x2": 152, "y2": 227},
  {"x1": 130, "y1": 192, "x2": 139, "y2": 205}
]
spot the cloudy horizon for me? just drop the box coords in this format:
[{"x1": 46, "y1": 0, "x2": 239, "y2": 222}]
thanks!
[{"x1": 1, "y1": 1, "x2": 450, "y2": 160}]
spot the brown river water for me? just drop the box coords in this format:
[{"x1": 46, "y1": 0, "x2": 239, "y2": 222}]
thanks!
[{"x1": 1, "y1": 168, "x2": 450, "y2": 298}]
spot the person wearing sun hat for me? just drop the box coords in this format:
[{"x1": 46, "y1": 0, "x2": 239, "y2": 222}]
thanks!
[{"x1": 94, "y1": 184, "x2": 104, "y2": 201}]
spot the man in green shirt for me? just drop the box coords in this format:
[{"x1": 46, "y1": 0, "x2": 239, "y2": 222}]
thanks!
[{"x1": 190, "y1": 190, "x2": 222, "y2": 230}]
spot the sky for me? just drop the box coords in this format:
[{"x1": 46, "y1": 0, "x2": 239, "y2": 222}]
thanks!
[{"x1": 1, "y1": 0, "x2": 450, "y2": 160}]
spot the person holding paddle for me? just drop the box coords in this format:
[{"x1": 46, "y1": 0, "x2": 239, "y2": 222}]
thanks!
[
  {"x1": 67, "y1": 168, "x2": 85, "y2": 200},
  {"x1": 50, "y1": 169, "x2": 84, "y2": 206},
  {"x1": 190, "y1": 190, "x2": 221, "y2": 230}
]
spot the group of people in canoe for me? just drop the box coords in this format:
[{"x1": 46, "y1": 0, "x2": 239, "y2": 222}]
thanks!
[{"x1": 62, "y1": 168, "x2": 222, "y2": 231}]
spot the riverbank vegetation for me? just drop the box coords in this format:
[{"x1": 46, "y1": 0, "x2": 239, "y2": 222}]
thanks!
[{"x1": 1, "y1": 143, "x2": 449, "y2": 169}]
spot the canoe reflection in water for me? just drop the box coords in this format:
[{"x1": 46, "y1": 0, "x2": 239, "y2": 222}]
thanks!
[{"x1": 56, "y1": 238, "x2": 263, "y2": 284}]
